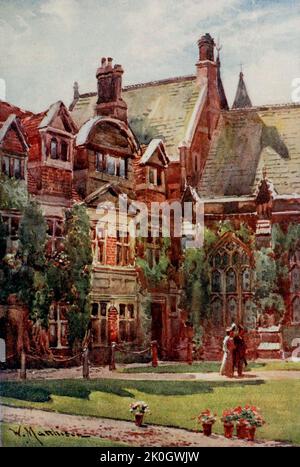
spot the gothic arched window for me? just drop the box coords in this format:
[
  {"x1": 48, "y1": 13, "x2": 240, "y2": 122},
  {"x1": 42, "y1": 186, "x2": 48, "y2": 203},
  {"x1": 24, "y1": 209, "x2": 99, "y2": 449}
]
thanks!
[
  {"x1": 212, "y1": 270, "x2": 222, "y2": 293},
  {"x1": 210, "y1": 234, "x2": 253, "y2": 328},
  {"x1": 226, "y1": 268, "x2": 236, "y2": 293},
  {"x1": 242, "y1": 268, "x2": 251, "y2": 292},
  {"x1": 227, "y1": 297, "x2": 238, "y2": 326}
]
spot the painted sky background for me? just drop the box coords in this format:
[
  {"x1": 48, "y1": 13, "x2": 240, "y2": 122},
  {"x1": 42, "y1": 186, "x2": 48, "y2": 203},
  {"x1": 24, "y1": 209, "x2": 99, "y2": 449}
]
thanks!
[{"x1": 0, "y1": 0, "x2": 299, "y2": 112}]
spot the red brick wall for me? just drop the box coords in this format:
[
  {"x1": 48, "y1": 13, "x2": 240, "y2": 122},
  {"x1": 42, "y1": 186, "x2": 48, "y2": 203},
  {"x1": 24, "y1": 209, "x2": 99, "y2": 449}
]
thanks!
[
  {"x1": 41, "y1": 166, "x2": 73, "y2": 198},
  {"x1": 106, "y1": 236, "x2": 117, "y2": 265}
]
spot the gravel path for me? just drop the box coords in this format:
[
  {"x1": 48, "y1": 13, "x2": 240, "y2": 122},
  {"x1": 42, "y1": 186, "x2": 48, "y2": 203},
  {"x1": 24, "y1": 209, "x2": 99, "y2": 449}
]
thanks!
[
  {"x1": 0, "y1": 405, "x2": 291, "y2": 447},
  {"x1": 1, "y1": 366, "x2": 300, "y2": 382}
]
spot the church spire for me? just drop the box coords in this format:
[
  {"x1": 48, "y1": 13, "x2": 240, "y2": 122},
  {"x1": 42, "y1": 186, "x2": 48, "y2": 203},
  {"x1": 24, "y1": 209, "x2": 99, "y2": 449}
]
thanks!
[{"x1": 232, "y1": 70, "x2": 252, "y2": 109}]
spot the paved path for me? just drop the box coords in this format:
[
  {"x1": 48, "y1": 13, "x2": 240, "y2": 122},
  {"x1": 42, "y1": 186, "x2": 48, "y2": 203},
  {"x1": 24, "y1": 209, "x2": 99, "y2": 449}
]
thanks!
[
  {"x1": 0, "y1": 405, "x2": 291, "y2": 447},
  {"x1": 1, "y1": 366, "x2": 300, "y2": 382}
]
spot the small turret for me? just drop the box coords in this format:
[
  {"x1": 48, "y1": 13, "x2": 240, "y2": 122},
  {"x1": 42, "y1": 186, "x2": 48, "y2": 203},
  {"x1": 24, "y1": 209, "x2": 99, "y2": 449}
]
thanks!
[{"x1": 232, "y1": 71, "x2": 252, "y2": 109}]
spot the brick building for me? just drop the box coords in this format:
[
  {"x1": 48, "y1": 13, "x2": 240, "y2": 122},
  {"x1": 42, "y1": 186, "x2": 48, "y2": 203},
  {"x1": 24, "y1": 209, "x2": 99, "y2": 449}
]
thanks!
[{"x1": 1, "y1": 33, "x2": 300, "y2": 363}]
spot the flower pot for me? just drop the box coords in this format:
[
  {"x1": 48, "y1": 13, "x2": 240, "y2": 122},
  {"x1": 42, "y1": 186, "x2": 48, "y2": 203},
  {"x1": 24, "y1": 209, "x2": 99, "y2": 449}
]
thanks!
[
  {"x1": 202, "y1": 423, "x2": 213, "y2": 436},
  {"x1": 134, "y1": 413, "x2": 144, "y2": 427},
  {"x1": 223, "y1": 422, "x2": 234, "y2": 439},
  {"x1": 248, "y1": 426, "x2": 256, "y2": 441},
  {"x1": 236, "y1": 423, "x2": 249, "y2": 439}
]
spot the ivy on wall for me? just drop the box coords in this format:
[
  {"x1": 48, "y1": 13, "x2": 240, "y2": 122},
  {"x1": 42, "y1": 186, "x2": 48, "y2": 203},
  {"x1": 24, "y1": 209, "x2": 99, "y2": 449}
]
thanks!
[
  {"x1": 254, "y1": 247, "x2": 285, "y2": 316},
  {"x1": 0, "y1": 200, "x2": 93, "y2": 349},
  {"x1": 0, "y1": 200, "x2": 50, "y2": 324},
  {"x1": 136, "y1": 237, "x2": 171, "y2": 285},
  {"x1": 46, "y1": 204, "x2": 93, "y2": 348}
]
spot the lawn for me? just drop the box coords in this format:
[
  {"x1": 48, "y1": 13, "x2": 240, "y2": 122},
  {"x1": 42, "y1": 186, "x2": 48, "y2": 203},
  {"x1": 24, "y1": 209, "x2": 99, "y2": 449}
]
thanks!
[
  {"x1": 119, "y1": 361, "x2": 300, "y2": 374},
  {"x1": 119, "y1": 361, "x2": 265, "y2": 373},
  {"x1": 1, "y1": 377, "x2": 300, "y2": 445},
  {"x1": 0, "y1": 422, "x2": 128, "y2": 447}
]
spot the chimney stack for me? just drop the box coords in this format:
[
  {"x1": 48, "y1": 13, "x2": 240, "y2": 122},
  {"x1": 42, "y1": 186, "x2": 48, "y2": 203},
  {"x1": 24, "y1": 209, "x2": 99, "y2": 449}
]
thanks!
[
  {"x1": 196, "y1": 33, "x2": 217, "y2": 85},
  {"x1": 95, "y1": 57, "x2": 128, "y2": 123}
]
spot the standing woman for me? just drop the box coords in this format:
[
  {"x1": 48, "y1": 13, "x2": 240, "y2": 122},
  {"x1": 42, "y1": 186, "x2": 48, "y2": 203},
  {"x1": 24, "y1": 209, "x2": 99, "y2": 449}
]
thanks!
[{"x1": 220, "y1": 328, "x2": 235, "y2": 377}]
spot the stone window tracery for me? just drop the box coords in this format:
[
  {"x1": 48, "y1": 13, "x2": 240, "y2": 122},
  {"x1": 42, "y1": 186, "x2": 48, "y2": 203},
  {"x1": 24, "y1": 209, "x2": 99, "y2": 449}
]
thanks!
[{"x1": 209, "y1": 237, "x2": 254, "y2": 327}]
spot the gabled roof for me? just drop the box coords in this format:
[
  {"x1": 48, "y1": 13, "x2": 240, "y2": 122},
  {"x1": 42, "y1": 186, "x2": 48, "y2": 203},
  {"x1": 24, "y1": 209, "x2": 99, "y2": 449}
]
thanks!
[
  {"x1": 232, "y1": 72, "x2": 252, "y2": 109},
  {"x1": 38, "y1": 101, "x2": 78, "y2": 133},
  {"x1": 84, "y1": 182, "x2": 127, "y2": 205},
  {"x1": 0, "y1": 113, "x2": 29, "y2": 151},
  {"x1": 209, "y1": 231, "x2": 252, "y2": 259},
  {"x1": 70, "y1": 75, "x2": 204, "y2": 161},
  {"x1": 22, "y1": 101, "x2": 78, "y2": 139},
  {"x1": 140, "y1": 138, "x2": 169, "y2": 166},
  {"x1": 75, "y1": 115, "x2": 139, "y2": 153},
  {"x1": 199, "y1": 104, "x2": 300, "y2": 197}
]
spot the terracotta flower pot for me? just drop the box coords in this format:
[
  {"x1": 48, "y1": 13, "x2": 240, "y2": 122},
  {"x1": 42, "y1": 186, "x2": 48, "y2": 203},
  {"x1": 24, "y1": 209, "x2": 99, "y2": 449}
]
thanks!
[
  {"x1": 248, "y1": 426, "x2": 256, "y2": 441},
  {"x1": 236, "y1": 423, "x2": 249, "y2": 439},
  {"x1": 134, "y1": 413, "x2": 144, "y2": 427},
  {"x1": 202, "y1": 423, "x2": 213, "y2": 436},
  {"x1": 223, "y1": 422, "x2": 234, "y2": 439}
]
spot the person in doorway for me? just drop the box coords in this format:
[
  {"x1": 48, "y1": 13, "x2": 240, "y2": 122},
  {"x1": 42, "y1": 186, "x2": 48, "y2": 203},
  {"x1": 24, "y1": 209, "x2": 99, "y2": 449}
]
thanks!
[
  {"x1": 233, "y1": 325, "x2": 248, "y2": 377},
  {"x1": 220, "y1": 328, "x2": 235, "y2": 378}
]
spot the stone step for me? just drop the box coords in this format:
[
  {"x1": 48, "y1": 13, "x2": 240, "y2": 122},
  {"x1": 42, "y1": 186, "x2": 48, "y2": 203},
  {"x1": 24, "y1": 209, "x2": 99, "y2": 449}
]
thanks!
[
  {"x1": 259, "y1": 333, "x2": 281, "y2": 343},
  {"x1": 257, "y1": 349, "x2": 282, "y2": 359},
  {"x1": 257, "y1": 342, "x2": 282, "y2": 359},
  {"x1": 257, "y1": 342, "x2": 281, "y2": 351}
]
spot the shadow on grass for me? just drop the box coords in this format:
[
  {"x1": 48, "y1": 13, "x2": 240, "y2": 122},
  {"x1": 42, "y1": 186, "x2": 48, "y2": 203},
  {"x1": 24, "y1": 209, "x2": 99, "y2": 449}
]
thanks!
[{"x1": 0, "y1": 378, "x2": 265, "y2": 403}]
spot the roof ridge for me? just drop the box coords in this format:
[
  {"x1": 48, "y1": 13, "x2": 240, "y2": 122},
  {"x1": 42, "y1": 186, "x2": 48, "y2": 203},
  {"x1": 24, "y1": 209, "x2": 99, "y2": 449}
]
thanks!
[
  {"x1": 76, "y1": 74, "x2": 197, "y2": 100},
  {"x1": 225, "y1": 102, "x2": 300, "y2": 113},
  {"x1": 123, "y1": 74, "x2": 196, "y2": 91}
]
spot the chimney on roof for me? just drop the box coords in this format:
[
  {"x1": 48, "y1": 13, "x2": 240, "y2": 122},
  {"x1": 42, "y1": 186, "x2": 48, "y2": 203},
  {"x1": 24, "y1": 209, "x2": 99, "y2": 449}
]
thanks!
[
  {"x1": 195, "y1": 33, "x2": 221, "y2": 139},
  {"x1": 95, "y1": 57, "x2": 128, "y2": 123},
  {"x1": 196, "y1": 33, "x2": 217, "y2": 85},
  {"x1": 198, "y1": 33, "x2": 215, "y2": 62}
]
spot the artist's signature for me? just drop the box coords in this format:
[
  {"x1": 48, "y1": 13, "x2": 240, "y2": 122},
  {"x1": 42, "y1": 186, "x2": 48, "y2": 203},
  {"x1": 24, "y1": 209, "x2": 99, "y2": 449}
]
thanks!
[{"x1": 9, "y1": 424, "x2": 91, "y2": 446}]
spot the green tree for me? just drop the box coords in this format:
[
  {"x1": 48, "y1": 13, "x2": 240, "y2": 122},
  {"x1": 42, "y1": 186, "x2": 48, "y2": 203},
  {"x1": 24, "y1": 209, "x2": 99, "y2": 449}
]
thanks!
[{"x1": 46, "y1": 204, "x2": 93, "y2": 348}]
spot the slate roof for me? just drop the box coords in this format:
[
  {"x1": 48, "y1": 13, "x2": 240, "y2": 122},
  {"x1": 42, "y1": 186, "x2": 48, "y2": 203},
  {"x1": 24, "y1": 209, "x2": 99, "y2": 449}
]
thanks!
[
  {"x1": 198, "y1": 104, "x2": 300, "y2": 197},
  {"x1": 70, "y1": 75, "x2": 202, "y2": 160}
]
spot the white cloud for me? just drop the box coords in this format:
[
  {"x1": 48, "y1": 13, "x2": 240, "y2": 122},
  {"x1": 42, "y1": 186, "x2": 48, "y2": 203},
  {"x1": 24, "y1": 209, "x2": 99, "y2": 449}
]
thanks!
[{"x1": 0, "y1": 0, "x2": 299, "y2": 111}]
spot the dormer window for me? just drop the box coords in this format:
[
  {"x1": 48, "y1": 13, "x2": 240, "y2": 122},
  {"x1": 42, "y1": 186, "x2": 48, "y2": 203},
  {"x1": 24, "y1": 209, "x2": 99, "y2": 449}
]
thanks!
[
  {"x1": 14, "y1": 159, "x2": 22, "y2": 179},
  {"x1": 106, "y1": 155, "x2": 115, "y2": 175},
  {"x1": 50, "y1": 138, "x2": 58, "y2": 159},
  {"x1": 96, "y1": 152, "x2": 105, "y2": 172},
  {"x1": 49, "y1": 137, "x2": 69, "y2": 162},
  {"x1": 95, "y1": 152, "x2": 128, "y2": 178},
  {"x1": 1, "y1": 155, "x2": 24, "y2": 180},
  {"x1": 148, "y1": 167, "x2": 163, "y2": 186}
]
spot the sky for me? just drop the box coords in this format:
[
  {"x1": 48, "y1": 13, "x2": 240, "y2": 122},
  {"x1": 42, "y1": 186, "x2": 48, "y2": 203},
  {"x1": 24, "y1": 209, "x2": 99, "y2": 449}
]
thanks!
[{"x1": 0, "y1": 0, "x2": 299, "y2": 112}]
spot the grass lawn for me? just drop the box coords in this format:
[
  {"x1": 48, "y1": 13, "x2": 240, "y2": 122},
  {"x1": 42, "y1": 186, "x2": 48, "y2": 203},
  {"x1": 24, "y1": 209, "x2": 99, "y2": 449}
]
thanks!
[
  {"x1": 0, "y1": 422, "x2": 128, "y2": 447},
  {"x1": 1, "y1": 378, "x2": 300, "y2": 445},
  {"x1": 119, "y1": 361, "x2": 300, "y2": 374},
  {"x1": 119, "y1": 362, "x2": 265, "y2": 373}
]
